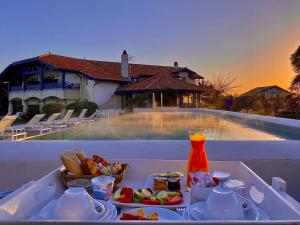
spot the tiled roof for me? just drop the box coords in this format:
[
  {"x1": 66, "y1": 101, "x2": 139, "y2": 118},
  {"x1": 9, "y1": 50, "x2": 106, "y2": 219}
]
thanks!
[
  {"x1": 117, "y1": 75, "x2": 204, "y2": 92},
  {"x1": 241, "y1": 85, "x2": 290, "y2": 96},
  {"x1": 39, "y1": 54, "x2": 127, "y2": 82},
  {"x1": 38, "y1": 54, "x2": 203, "y2": 82}
]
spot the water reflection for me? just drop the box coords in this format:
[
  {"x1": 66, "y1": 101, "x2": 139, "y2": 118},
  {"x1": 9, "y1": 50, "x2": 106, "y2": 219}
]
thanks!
[{"x1": 29, "y1": 111, "x2": 297, "y2": 140}]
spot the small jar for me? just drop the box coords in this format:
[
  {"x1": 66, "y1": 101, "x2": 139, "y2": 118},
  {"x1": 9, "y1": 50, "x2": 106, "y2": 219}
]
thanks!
[
  {"x1": 153, "y1": 176, "x2": 167, "y2": 190},
  {"x1": 167, "y1": 177, "x2": 181, "y2": 191}
]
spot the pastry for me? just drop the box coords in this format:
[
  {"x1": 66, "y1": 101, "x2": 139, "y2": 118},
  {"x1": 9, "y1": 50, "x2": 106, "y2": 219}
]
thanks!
[
  {"x1": 113, "y1": 162, "x2": 122, "y2": 173},
  {"x1": 93, "y1": 154, "x2": 109, "y2": 167},
  {"x1": 82, "y1": 158, "x2": 104, "y2": 175},
  {"x1": 59, "y1": 151, "x2": 83, "y2": 176},
  {"x1": 75, "y1": 149, "x2": 88, "y2": 162}
]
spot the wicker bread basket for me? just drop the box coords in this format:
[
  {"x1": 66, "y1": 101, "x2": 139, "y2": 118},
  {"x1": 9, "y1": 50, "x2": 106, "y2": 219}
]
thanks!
[{"x1": 61, "y1": 163, "x2": 128, "y2": 189}]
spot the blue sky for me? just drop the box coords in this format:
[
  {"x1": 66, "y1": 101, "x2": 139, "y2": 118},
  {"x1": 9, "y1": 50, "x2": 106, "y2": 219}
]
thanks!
[{"x1": 1, "y1": 0, "x2": 300, "y2": 93}]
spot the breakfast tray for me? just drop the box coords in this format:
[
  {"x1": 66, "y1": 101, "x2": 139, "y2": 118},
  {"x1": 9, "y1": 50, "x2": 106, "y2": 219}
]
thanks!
[{"x1": 61, "y1": 163, "x2": 128, "y2": 189}]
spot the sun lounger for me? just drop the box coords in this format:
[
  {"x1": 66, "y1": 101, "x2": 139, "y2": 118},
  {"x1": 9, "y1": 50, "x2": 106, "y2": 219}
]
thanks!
[
  {"x1": 34, "y1": 113, "x2": 61, "y2": 133},
  {"x1": 0, "y1": 116, "x2": 17, "y2": 135},
  {"x1": 0, "y1": 116, "x2": 27, "y2": 140},
  {"x1": 69, "y1": 109, "x2": 88, "y2": 123},
  {"x1": 12, "y1": 114, "x2": 46, "y2": 133},
  {"x1": 52, "y1": 110, "x2": 74, "y2": 128},
  {"x1": 81, "y1": 110, "x2": 99, "y2": 123}
]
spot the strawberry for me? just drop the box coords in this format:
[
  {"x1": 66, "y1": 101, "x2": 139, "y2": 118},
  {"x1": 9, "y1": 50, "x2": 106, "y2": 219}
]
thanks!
[{"x1": 120, "y1": 187, "x2": 133, "y2": 198}]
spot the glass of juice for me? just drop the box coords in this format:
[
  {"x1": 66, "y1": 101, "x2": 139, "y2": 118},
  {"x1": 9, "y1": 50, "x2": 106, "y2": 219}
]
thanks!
[{"x1": 186, "y1": 129, "x2": 209, "y2": 189}]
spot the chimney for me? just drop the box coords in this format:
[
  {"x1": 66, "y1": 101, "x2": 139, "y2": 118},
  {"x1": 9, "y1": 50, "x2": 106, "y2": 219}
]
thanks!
[
  {"x1": 121, "y1": 50, "x2": 129, "y2": 77},
  {"x1": 174, "y1": 61, "x2": 178, "y2": 68}
]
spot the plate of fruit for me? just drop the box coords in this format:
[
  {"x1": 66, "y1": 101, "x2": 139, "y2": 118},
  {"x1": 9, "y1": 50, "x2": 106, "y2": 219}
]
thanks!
[
  {"x1": 112, "y1": 187, "x2": 190, "y2": 209},
  {"x1": 117, "y1": 207, "x2": 182, "y2": 221}
]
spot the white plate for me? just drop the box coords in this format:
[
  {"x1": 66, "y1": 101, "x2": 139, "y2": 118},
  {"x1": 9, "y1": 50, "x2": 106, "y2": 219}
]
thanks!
[
  {"x1": 112, "y1": 191, "x2": 191, "y2": 209},
  {"x1": 186, "y1": 201, "x2": 269, "y2": 221},
  {"x1": 116, "y1": 207, "x2": 182, "y2": 221},
  {"x1": 100, "y1": 200, "x2": 117, "y2": 221}
]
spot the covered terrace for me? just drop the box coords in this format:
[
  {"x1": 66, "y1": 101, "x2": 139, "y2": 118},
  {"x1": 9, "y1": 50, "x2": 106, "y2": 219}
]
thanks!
[{"x1": 116, "y1": 75, "x2": 204, "y2": 108}]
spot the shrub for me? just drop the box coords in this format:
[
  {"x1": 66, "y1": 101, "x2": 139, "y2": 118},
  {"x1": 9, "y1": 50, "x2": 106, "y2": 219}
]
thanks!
[
  {"x1": 42, "y1": 103, "x2": 65, "y2": 117},
  {"x1": 66, "y1": 101, "x2": 98, "y2": 117},
  {"x1": 277, "y1": 94, "x2": 300, "y2": 119}
]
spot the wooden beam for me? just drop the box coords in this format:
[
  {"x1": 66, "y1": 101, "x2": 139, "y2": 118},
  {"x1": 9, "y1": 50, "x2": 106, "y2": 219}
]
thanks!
[
  {"x1": 61, "y1": 71, "x2": 65, "y2": 89},
  {"x1": 40, "y1": 64, "x2": 44, "y2": 90}
]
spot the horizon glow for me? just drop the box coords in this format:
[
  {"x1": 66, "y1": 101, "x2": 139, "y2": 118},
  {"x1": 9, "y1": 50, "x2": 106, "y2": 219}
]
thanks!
[{"x1": 0, "y1": 0, "x2": 300, "y2": 93}]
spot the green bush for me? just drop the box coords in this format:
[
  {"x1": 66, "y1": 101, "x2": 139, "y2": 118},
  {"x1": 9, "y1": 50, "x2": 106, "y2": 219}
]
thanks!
[
  {"x1": 42, "y1": 103, "x2": 65, "y2": 117},
  {"x1": 66, "y1": 101, "x2": 98, "y2": 117}
]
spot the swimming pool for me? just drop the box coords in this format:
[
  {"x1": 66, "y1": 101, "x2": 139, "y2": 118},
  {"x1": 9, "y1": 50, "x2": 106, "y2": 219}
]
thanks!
[{"x1": 29, "y1": 111, "x2": 300, "y2": 140}]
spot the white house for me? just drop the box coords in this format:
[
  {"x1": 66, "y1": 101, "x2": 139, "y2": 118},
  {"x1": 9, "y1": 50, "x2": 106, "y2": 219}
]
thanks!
[{"x1": 0, "y1": 51, "x2": 204, "y2": 114}]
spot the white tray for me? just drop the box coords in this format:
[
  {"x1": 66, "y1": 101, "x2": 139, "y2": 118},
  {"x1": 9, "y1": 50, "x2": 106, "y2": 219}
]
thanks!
[{"x1": 0, "y1": 160, "x2": 299, "y2": 222}]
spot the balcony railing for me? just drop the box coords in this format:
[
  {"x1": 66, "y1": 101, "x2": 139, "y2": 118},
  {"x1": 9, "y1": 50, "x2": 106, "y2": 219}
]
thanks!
[
  {"x1": 26, "y1": 85, "x2": 40, "y2": 90},
  {"x1": 10, "y1": 86, "x2": 23, "y2": 91},
  {"x1": 10, "y1": 83, "x2": 80, "y2": 92}
]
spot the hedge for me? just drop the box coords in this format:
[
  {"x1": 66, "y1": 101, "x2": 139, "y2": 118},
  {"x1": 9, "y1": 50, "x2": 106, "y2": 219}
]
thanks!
[
  {"x1": 66, "y1": 101, "x2": 98, "y2": 117},
  {"x1": 42, "y1": 103, "x2": 65, "y2": 117}
]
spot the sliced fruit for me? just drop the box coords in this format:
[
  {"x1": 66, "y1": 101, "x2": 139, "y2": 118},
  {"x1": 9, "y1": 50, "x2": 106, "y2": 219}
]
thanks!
[
  {"x1": 149, "y1": 196, "x2": 157, "y2": 201},
  {"x1": 141, "y1": 189, "x2": 152, "y2": 198},
  {"x1": 146, "y1": 188, "x2": 153, "y2": 194},
  {"x1": 133, "y1": 196, "x2": 141, "y2": 203},
  {"x1": 141, "y1": 198, "x2": 160, "y2": 205},
  {"x1": 134, "y1": 190, "x2": 143, "y2": 199},
  {"x1": 121, "y1": 187, "x2": 134, "y2": 198},
  {"x1": 114, "y1": 188, "x2": 124, "y2": 200},
  {"x1": 156, "y1": 191, "x2": 168, "y2": 200},
  {"x1": 118, "y1": 196, "x2": 133, "y2": 203},
  {"x1": 166, "y1": 195, "x2": 182, "y2": 205}
]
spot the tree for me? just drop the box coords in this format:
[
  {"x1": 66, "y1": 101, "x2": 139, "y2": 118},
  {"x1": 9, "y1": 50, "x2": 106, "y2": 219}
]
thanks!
[
  {"x1": 208, "y1": 73, "x2": 239, "y2": 100},
  {"x1": 290, "y1": 45, "x2": 300, "y2": 92},
  {"x1": 291, "y1": 45, "x2": 300, "y2": 73}
]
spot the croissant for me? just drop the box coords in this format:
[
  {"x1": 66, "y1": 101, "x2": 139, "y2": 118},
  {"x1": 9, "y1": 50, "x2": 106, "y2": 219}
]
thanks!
[{"x1": 75, "y1": 149, "x2": 88, "y2": 163}]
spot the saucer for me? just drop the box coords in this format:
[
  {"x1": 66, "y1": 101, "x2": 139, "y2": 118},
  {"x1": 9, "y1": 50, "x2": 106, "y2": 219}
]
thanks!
[
  {"x1": 186, "y1": 201, "x2": 269, "y2": 221},
  {"x1": 31, "y1": 199, "x2": 113, "y2": 221}
]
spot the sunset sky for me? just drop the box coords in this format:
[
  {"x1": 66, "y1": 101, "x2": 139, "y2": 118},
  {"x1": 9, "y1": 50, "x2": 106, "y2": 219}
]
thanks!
[{"x1": 1, "y1": 0, "x2": 300, "y2": 94}]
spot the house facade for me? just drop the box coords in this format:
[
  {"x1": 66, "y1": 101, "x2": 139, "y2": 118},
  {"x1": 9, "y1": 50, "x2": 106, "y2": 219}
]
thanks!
[
  {"x1": 241, "y1": 85, "x2": 290, "y2": 99},
  {"x1": 0, "y1": 51, "x2": 204, "y2": 114}
]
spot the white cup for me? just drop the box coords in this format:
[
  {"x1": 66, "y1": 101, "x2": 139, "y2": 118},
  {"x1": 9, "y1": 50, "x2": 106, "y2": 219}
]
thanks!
[
  {"x1": 54, "y1": 187, "x2": 98, "y2": 220},
  {"x1": 192, "y1": 186, "x2": 245, "y2": 220},
  {"x1": 190, "y1": 183, "x2": 214, "y2": 202}
]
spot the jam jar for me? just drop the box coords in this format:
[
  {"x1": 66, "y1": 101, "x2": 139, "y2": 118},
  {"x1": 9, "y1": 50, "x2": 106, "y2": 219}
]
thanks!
[
  {"x1": 153, "y1": 176, "x2": 167, "y2": 190},
  {"x1": 167, "y1": 177, "x2": 181, "y2": 191}
]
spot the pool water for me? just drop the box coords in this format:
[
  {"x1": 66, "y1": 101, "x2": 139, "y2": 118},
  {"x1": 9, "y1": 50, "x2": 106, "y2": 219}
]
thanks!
[{"x1": 30, "y1": 111, "x2": 300, "y2": 140}]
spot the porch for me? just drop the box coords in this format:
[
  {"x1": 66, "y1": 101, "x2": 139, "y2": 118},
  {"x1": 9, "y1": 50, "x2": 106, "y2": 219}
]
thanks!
[{"x1": 116, "y1": 75, "x2": 204, "y2": 109}]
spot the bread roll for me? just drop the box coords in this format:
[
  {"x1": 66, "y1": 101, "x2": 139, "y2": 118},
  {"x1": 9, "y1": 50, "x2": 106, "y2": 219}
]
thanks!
[{"x1": 59, "y1": 150, "x2": 83, "y2": 176}]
